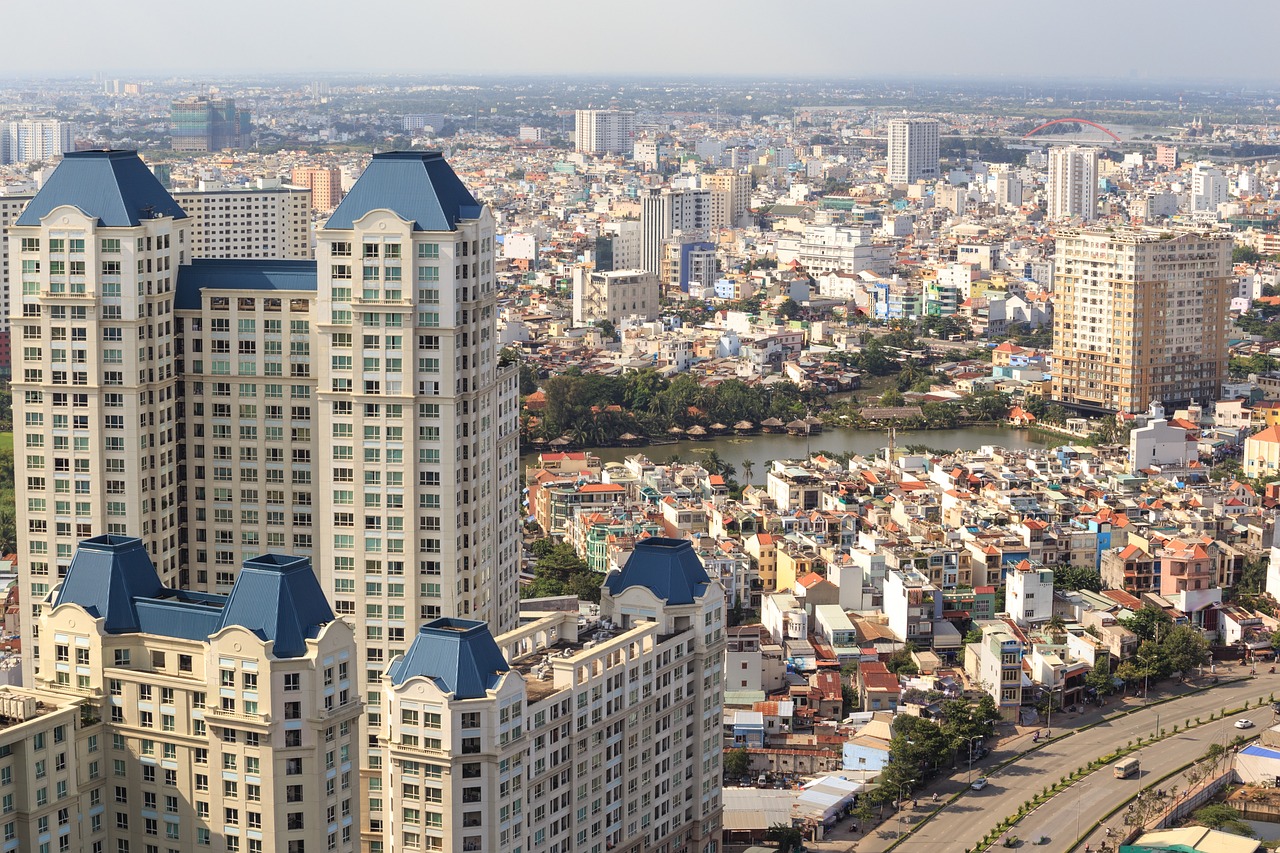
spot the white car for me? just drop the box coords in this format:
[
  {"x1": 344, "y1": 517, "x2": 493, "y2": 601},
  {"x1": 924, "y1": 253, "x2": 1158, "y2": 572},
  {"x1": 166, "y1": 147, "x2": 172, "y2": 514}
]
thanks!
[
  {"x1": 1235, "y1": 719, "x2": 1255, "y2": 730},
  {"x1": 970, "y1": 777, "x2": 989, "y2": 791}
]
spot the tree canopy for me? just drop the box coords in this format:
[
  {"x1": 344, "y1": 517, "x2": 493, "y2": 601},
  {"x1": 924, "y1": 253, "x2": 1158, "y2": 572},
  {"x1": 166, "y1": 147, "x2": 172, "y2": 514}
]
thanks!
[{"x1": 521, "y1": 540, "x2": 602, "y2": 603}]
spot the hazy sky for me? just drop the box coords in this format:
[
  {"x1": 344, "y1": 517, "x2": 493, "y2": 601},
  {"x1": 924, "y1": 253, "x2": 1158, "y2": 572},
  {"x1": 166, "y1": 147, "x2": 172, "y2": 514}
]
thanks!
[{"x1": 3, "y1": 0, "x2": 1278, "y2": 82}]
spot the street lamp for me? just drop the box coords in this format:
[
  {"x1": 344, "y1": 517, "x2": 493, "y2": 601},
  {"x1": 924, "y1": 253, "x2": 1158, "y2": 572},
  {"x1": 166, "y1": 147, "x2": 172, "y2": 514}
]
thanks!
[
  {"x1": 898, "y1": 779, "x2": 917, "y2": 837},
  {"x1": 965, "y1": 735, "x2": 984, "y2": 786}
]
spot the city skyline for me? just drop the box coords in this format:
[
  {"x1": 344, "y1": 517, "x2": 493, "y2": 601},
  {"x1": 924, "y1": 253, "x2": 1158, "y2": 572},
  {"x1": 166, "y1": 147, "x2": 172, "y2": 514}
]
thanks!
[{"x1": 1, "y1": 0, "x2": 1279, "y2": 82}]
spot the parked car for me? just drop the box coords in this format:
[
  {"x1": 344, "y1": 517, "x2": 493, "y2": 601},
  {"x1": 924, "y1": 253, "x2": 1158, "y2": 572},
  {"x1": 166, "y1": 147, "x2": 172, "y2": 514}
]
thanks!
[
  {"x1": 1235, "y1": 719, "x2": 1255, "y2": 730},
  {"x1": 971, "y1": 777, "x2": 989, "y2": 791}
]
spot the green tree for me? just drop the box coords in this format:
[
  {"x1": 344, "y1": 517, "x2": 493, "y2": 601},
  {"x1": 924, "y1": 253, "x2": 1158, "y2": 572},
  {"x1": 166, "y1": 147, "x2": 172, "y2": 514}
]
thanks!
[
  {"x1": 1046, "y1": 613, "x2": 1067, "y2": 641},
  {"x1": 1120, "y1": 605, "x2": 1174, "y2": 643},
  {"x1": 880, "y1": 389, "x2": 906, "y2": 407},
  {"x1": 1052, "y1": 565, "x2": 1103, "y2": 592},
  {"x1": 1192, "y1": 804, "x2": 1254, "y2": 837},
  {"x1": 1160, "y1": 624, "x2": 1211, "y2": 678},
  {"x1": 521, "y1": 541, "x2": 603, "y2": 603},
  {"x1": 778, "y1": 298, "x2": 801, "y2": 320},
  {"x1": 885, "y1": 648, "x2": 918, "y2": 676},
  {"x1": 723, "y1": 747, "x2": 751, "y2": 780},
  {"x1": 1233, "y1": 245, "x2": 1263, "y2": 265},
  {"x1": 1084, "y1": 657, "x2": 1116, "y2": 697},
  {"x1": 763, "y1": 823, "x2": 805, "y2": 853}
]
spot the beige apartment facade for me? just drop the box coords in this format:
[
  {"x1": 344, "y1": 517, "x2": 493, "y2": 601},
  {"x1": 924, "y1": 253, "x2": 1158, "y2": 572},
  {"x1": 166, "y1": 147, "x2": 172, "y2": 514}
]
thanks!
[
  {"x1": 379, "y1": 537, "x2": 726, "y2": 853},
  {"x1": 174, "y1": 186, "x2": 313, "y2": 260},
  {"x1": 1051, "y1": 227, "x2": 1232, "y2": 413}
]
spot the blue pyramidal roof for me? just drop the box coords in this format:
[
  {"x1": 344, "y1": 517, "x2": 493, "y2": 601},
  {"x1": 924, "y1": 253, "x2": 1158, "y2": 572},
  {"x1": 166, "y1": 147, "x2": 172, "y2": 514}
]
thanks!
[
  {"x1": 325, "y1": 151, "x2": 482, "y2": 232},
  {"x1": 216, "y1": 554, "x2": 335, "y2": 658},
  {"x1": 386, "y1": 618, "x2": 510, "y2": 698},
  {"x1": 54, "y1": 537, "x2": 333, "y2": 658},
  {"x1": 16, "y1": 150, "x2": 187, "y2": 227},
  {"x1": 54, "y1": 536, "x2": 164, "y2": 633},
  {"x1": 604, "y1": 537, "x2": 710, "y2": 605}
]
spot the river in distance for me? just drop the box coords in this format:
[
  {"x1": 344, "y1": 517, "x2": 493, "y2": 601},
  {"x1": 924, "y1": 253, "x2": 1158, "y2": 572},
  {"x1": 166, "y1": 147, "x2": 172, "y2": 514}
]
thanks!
[{"x1": 522, "y1": 427, "x2": 1052, "y2": 481}]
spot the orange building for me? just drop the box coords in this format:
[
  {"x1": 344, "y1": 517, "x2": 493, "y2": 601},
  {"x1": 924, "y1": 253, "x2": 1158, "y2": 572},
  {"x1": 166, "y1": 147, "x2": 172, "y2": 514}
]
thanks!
[{"x1": 290, "y1": 166, "x2": 343, "y2": 209}]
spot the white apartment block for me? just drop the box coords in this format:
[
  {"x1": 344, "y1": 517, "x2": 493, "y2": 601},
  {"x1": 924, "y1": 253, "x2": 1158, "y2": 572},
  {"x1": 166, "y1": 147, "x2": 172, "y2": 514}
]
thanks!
[
  {"x1": 30, "y1": 534, "x2": 363, "y2": 853},
  {"x1": 1046, "y1": 146, "x2": 1099, "y2": 221},
  {"x1": 572, "y1": 268, "x2": 659, "y2": 327},
  {"x1": 11, "y1": 150, "x2": 524, "y2": 842},
  {"x1": 174, "y1": 186, "x2": 314, "y2": 259},
  {"x1": 3, "y1": 120, "x2": 74, "y2": 165},
  {"x1": 0, "y1": 195, "x2": 31, "y2": 337},
  {"x1": 640, "y1": 188, "x2": 721, "y2": 277},
  {"x1": 379, "y1": 537, "x2": 726, "y2": 853},
  {"x1": 1190, "y1": 162, "x2": 1228, "y2": 214},
  {"x1": 775, "y1": 224, "x2": 893, "y2": 277},
  {"x1": 885, "y1": 119, "x2": 940, "y2": 184},
  {"x1": 574, "y1": 110, "x2": 636, "y2": 156},
  {"x1": 1006, "y1": 563, "x2": 1054, "y2": 627}
]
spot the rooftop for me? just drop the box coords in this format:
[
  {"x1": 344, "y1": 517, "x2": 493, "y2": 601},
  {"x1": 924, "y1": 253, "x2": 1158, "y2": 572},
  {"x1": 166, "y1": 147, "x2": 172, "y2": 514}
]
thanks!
[
  {"x1": 326, "y1": 151, "x2": 482, "y2": 232},
  {"x1": 53, "y1": 536, "x2": 333, "y2": 658},
  {"x1": 16, "y1": 150, "x2": 187, "y2": 228},
  {"x1": 176, "y1": 258, "x2": 317, "y2": 310}
]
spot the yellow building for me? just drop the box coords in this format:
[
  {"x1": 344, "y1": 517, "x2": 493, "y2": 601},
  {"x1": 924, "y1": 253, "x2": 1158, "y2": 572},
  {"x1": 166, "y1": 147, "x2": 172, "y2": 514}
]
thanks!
[
  {"x1": 1051, "y1": 227, "x2": 1233, "y2": 413},
  {"x1": 1244, "y1": 424, "x2": 1280, "y2": 478}
]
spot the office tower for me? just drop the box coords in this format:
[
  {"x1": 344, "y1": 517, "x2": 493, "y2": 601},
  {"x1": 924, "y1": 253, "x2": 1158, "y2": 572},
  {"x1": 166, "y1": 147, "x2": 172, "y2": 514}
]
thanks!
[
  {"x1": 174, "y1": 185, "x2": 314, "y2": 258},
  {"x1": 633, "y1": 137, "x2": 662, "y2": 171},
  {"x1": 574, "y1": 109, "x2": 636, "y2": 155},
  {"x1": 639, "y1": 187, "x2": 716, "y2": 277},
  {"x1": 1050, "y1": 227, "x2": 1233, "y2": 412},
  {"x1": 3, "y1": 119, "x2": 74, "y2": 165},
  {"x1": 1155, "y1": 144, "x2": 1179, "y2": 170},
  {"x1": 1190, "y1": 161, "x2": 1229, "y2": 213},
  {"x1": 31, "y1": 535, "x2": 362, "y2": 853},
  {"x1": 379, "y1": 537, "x2": 726, "y2": 853},
  {"x1": 170, "y1": 96, "x2": 252, "y2": 152},
  {"x1": 994, "y1": 170, "x2": 1024, "y2": 208},
  {"x1": 885, "y1": 118, "x2": 940, "y2": 184},
  {"x1": 12, "y1": 151, "x2": 189, "y2": 684},
  {"x1": 660, "y1": 239, "x2": 717, "y2": 295},
  {"x1": 1046, "y1": 145, "x2": 1099, "y2": 221},
  {"x1": 292, "y1": 166, "x2": 345, "y2": 210}
]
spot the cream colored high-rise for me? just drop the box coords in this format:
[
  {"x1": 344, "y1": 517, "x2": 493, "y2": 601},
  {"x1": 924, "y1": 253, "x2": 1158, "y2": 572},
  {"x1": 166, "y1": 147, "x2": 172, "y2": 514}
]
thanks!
[
  {"x1": 312, "y1": 152, "x2": 522, "y2": 844},
  {"x1": 11, "y1": 151, "x2": 188, "y2": 686},
  {"x1": 33, "y1": 534, "x2": 362, "y2": 853},
  {"x1": 380, "y1": 537, "x2": 726, "y2": 853},
  {"x1": 1051, "y1": 226, "x2": 1233, "y2": 413},
  {"x1": 174, "y1": 186, "x2": 313, "y2": 259},
  {"x1": 11, "y1": 149, "x2": 524, "y2": 850}
]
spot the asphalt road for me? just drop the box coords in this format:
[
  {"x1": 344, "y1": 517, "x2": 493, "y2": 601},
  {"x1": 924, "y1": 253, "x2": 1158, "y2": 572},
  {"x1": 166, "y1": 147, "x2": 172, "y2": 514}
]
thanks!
[{"x1": 814, "y1": 673, "x2": 1279, "y2": 853}]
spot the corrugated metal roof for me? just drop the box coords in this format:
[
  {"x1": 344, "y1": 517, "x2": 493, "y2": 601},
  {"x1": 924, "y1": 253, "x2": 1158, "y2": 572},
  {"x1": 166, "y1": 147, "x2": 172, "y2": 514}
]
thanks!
[
  {"x1": 55, "y1": 538, "x2": 332, "y2": 658},
  {"x1": 54, "y1": 535, "x2": 164, "y2": 633},
  {"x1": 386, "y1": 619, "x2": 510, "y2": 698},
  {"x1": 325, "y1": 151, "x2": 482, "y2": 232},
  {"x1": 17, "y1": 150, "x2": 187, "y2": 227},
  {"x1": 604, "y1": 537, "x2": 710, "y2": 605},
  {"x1": 175, "y1": 258, "x2": 317, "y2": 310},
  {"x1": 216, "y1": 554, "x2": 334, "y2": 658}
]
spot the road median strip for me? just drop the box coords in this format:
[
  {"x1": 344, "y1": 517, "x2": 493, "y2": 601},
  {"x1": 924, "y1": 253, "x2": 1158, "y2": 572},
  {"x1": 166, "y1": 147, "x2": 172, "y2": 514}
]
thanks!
[{"x1": 878, "y1": 678, "x2": 1257, "y2": 853}]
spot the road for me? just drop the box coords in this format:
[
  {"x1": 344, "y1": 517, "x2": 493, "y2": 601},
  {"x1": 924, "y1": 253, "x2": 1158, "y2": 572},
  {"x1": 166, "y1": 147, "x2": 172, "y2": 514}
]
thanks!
[
  {"x1": 812, "y1": 673, "x2": 1279, "y2": 853},
  {"x1": 1026, "y1": 713, "x2": 1264, "y2": 853}
]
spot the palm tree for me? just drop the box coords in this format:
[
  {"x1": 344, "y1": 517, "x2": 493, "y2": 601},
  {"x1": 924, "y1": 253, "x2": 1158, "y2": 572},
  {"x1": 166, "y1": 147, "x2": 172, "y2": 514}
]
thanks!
[
  {"x1": 1046, "y1": 613, "x2": 1067, "y2": 640},
  {"x1": 741, "y1": 459, "x2": 755, "y2": 485}
]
